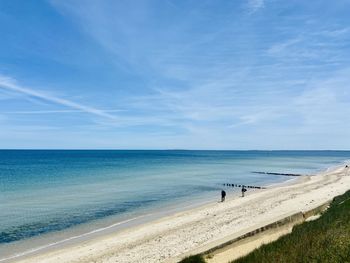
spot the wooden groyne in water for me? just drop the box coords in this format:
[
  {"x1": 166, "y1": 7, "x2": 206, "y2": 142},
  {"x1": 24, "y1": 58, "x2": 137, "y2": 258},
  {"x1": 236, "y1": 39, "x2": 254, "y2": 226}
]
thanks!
[
  {"x1": 222, "y1": 171, "x2": 306, "y2": 191},
  {"x1": 252, "y1": 171, "x2": 303, "y2": 177},
  {"x1": 222, "y1": 183, "x2": 266, "y2": 189}
]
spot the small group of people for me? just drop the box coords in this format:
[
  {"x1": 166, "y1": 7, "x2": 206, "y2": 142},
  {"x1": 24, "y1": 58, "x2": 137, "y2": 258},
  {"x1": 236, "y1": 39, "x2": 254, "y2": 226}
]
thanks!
[{"x1": 221, "y1": 186, "x2": 247, "y2": 202}]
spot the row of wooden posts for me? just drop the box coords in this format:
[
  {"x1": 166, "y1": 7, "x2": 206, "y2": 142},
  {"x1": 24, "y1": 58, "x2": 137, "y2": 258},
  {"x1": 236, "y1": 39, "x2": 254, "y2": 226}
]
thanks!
[
  {"x1": 222, "y1": 170, "x2": 305, "y2": 190},
  {"x1": 222, "y1": 183, "x2": 266, "y2": 189}
]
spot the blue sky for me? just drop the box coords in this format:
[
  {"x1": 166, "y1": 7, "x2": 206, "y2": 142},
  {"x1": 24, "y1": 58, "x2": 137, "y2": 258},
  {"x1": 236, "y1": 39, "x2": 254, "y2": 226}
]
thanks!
[{"x1": 0, "y1": 0, "x2": 350, "y2": 149}]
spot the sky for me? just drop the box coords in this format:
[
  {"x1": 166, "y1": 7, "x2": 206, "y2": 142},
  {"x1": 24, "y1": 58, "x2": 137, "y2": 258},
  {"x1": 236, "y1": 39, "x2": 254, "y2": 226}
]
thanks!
[{"x1": 0, "y1": 0, "x2": 350, "y2": 150}]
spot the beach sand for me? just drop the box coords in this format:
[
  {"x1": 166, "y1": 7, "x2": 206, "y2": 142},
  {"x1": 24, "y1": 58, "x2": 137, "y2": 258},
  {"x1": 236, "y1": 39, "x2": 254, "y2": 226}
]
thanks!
[{"x1": 12, "y1": 165, "x2": 350, "y2": 263}]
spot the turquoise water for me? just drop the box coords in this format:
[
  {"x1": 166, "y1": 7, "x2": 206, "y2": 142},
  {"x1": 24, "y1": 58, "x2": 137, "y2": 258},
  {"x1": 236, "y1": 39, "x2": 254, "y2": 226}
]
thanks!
[{"x1": 1, "y1": 150, "x2": 350, "y2": 249}]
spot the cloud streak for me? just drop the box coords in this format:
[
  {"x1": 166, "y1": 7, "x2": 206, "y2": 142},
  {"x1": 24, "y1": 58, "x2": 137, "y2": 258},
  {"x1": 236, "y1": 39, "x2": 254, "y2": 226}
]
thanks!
[
  {"x1": 2, "y1": 109, "x2": 123, "y2": 115},
  {"x1": 0, "y1": 75, "x2": 118, "y2": 120}
]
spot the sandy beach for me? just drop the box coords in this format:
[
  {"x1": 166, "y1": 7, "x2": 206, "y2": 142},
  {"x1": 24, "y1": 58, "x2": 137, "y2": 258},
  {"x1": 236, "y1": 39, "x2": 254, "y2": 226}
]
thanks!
[
  {"x1": 10, "y1": 165, "x2": 350, "y2": 263},
  {"x1": 2, "y1": 0, "x2": 350, "y2": 261}
]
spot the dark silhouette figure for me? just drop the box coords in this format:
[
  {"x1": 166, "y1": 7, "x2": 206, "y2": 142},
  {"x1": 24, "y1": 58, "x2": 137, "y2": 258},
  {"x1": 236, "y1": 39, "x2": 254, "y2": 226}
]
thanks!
[
  {"x1": 241, "y1": 186, "x2": 247, "y2": 197},
  {"x1": 221, "y1": 190, "x2": 226, "y2": 202}
]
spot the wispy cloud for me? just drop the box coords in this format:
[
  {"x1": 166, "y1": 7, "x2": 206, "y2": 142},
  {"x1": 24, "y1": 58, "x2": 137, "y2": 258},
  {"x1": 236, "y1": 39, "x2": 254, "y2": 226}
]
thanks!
[
  {"x1": 0, "y1": 75, "x2": 118, "y2": 120},
  {"x1": 1, "y1": 0, "x2": 350, "y2": 149},
  {"x1": 293, "y1": 68, "x2": 350, "y2": 129},
  {"x1": 2, "y1": 109, "x2": 123, "y2": 115},
  {"x1": 267, "y1": 38, "x2": 301, "y2": 55},
  {"x1": 246, "y1": 0, "x2": 265, "y2": 14},
  {"x1": 318, "y1": 27, "x2": 350, "y2": 37}
]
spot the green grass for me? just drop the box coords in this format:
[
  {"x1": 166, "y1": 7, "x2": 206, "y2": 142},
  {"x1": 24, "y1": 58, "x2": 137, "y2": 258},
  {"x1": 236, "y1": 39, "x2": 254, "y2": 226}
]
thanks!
[
  {"x1": 179, "y1": 255, "x2": 206, "y2": 263},
  {"x1": 233, "y1": 190, "x2": 350, "y2": 263},
  {"x1": 178, "y1": 190, "x2": 350, "y2": 263}
]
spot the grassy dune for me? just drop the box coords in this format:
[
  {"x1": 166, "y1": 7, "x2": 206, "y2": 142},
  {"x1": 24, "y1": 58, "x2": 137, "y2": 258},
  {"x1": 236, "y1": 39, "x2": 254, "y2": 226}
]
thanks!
[
  {"x1": 179, "y1": 190, "x2": 350, "y2": 263},
  {"x1": 233, "y1": 190, "x2": 350, "y2": 263},
  {"x1": 179, "y1": 255, "x2": 206, "y2": 263}
]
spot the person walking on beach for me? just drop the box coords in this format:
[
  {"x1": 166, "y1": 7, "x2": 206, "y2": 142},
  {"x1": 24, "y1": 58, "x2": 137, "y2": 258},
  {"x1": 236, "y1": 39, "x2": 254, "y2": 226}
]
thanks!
[
  {"x1": 221, "y1": 190, "x2": 226, "y2": 202},
  {"x1": 241, "y1": 186, "x2": 247, "y2": 197}
]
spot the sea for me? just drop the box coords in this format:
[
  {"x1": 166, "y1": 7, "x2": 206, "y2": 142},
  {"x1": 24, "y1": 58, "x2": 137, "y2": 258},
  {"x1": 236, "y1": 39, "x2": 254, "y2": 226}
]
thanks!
[{"x1": 1, "y1": 150, "x2": 350, "y2": 261}]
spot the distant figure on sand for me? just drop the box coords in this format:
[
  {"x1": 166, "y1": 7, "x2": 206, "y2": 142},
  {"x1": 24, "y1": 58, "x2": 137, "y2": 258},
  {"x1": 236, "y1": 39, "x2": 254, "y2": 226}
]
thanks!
[
  {"x1": 221, "y1": 190, "x2": 226, "y2": 202},
  {"x1": 241, "y1": 186, "x2": 247, "y2": 197},
  {"x1": 346, "y1": 165, "x2": 349, "y2": 168}
]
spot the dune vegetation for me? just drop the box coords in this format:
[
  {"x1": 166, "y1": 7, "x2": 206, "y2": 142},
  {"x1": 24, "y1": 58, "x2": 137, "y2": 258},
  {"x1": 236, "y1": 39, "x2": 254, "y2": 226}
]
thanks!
[{"x1": 179, "y1": 190, "x2": 350, "y2": 263}]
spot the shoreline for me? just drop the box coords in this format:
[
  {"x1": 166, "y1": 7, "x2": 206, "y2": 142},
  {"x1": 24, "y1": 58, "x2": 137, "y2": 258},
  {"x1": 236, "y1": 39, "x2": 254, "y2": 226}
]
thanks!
[
  {"x1": 5, "y1": 164, "x2": 350, "y2": 263},
  {"x1": 0, "y1": 171, "x2": 291, "y2": 261},
  {"x1": 0, "y1": 180, "x2": 289, "y2": 263},
  {"x1": 0, "y1": 192, "x2": 219, "y2": 262}
]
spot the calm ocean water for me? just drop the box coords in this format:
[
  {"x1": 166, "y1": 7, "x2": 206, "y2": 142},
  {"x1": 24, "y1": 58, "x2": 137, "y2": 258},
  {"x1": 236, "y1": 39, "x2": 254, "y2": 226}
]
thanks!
[{"x1": 1, "y1": 150, "x2": 350, "y2": 257}]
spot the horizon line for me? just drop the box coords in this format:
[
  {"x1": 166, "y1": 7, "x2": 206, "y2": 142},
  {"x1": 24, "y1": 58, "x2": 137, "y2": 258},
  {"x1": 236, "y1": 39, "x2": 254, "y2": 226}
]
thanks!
[{"x1": 1, "y1": 149, "x2": 350, "y2": 151}]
